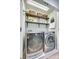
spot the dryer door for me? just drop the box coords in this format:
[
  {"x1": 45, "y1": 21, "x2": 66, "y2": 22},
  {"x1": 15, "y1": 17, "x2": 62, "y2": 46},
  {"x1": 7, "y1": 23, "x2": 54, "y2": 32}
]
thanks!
[{"x1": 44, "y1": 32, "x2": 55, "y2": 52}]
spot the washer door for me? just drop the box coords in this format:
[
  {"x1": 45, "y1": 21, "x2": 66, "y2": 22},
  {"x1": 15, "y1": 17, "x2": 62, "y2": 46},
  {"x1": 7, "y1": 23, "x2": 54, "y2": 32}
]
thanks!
[{"x1": 27, "y1": 33, "x2": 43, "y2": 54}]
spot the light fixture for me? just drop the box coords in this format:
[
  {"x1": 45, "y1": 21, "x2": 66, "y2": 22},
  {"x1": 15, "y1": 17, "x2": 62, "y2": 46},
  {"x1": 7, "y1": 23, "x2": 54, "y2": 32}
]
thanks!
[{"x1": 27, "y1": 0, "x2": 49, "y2": 11}]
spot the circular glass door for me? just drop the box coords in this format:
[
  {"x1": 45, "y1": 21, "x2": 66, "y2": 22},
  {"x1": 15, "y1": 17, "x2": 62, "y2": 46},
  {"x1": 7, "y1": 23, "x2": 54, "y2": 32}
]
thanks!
[
  {"x1": 45, "y1": 34, "x2": 55, "y2": 50},
  {"x1": 27, "y1": 33, "x2": 43, "y2": 54}
]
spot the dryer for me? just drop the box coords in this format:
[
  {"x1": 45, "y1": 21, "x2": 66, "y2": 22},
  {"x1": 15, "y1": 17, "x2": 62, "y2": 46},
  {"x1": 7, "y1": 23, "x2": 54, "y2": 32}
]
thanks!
[{"x1": 44, "y1": 31, "x2": 56, "y2": 53}]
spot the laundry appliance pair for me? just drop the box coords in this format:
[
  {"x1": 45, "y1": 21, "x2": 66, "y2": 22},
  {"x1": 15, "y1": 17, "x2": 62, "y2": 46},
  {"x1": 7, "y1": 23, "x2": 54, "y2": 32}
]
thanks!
[{"x1": 24, "y1": 31, "x2": 57, "y2": 59}]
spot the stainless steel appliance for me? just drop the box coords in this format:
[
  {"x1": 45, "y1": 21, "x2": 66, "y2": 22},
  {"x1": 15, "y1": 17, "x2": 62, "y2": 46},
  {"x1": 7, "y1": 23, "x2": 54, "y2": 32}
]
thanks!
[
  {"x1": 27, "y1": 32, "x2": 44, "y2": 59},
  {"x1": 44, "y1": 31, "x2": 56, "y2": 53}
]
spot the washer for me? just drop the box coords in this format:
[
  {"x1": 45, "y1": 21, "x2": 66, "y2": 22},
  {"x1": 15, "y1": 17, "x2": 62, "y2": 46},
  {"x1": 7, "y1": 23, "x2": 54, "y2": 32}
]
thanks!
[
  {"x1": 44, "y1": 31, "x2": 56, "y2": 53},
  {"x1": 27, "y1": 32, "x2": 44, "y2": 59}
]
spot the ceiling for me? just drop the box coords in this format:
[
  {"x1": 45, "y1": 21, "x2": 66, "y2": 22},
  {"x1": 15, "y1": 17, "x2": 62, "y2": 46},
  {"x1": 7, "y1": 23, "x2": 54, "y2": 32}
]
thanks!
[
  {"x1": 43, "y1": 0, "x2": 59, "y2": 9},
  {"x1": 24, "y1": 0, "x2": 59, "y2": 15},
  {"x1": 34, "y1": 0, "x2": 59, "y2": 9}
]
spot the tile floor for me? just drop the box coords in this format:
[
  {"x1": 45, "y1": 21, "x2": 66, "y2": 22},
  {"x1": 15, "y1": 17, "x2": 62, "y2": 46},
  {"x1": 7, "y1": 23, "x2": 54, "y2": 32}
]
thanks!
[{"x1": 47, "y1": 53, "x2": 59, "y2": 59}]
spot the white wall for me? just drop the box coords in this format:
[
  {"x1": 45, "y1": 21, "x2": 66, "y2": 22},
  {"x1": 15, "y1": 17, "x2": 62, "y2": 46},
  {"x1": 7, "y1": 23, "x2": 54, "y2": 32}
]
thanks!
[
  {"x1": 20, "y1": 0, "x2": 25, "y2": 58},
  {"x1": 48, "y1": 10, "x2": 57, "y2": 30},
  {"x1": 48, "y1": 10, "x2": 59, "y2": 49}
]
